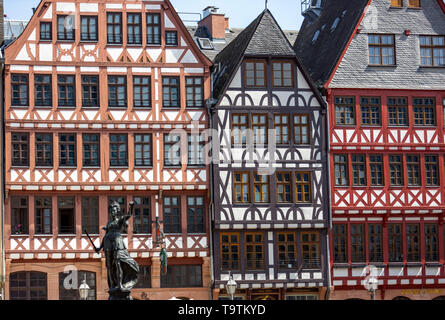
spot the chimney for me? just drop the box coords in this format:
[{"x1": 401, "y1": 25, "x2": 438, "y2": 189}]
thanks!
[{"x1": 198, "y1": 6, "x2": 229, "y2": 41}]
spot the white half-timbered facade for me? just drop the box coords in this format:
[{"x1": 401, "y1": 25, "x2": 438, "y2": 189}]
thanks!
[{"x1": 210, "y1": 10, "x2": 330, "y2": 300}]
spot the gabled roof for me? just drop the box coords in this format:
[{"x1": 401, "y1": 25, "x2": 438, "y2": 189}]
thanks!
[
  {"x1": 212, "y1": 9, "x2": 298, "y2": 100},
  {"x1": 293, "y1": 0, "x2": 369, "y2": 88}
]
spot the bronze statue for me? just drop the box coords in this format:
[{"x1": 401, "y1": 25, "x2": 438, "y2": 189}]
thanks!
[{"x1": 87, "y1": 201, "x2": 139, "y2": 300}]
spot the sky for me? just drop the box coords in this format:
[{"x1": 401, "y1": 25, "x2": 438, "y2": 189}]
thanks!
[{"x1": 4, "y1": 0, "x2": 304, "y2": 30}]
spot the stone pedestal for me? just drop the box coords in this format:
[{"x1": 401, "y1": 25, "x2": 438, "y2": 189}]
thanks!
[{"x1": 108, "y1": 288, "x2": 133, "y2": 300}]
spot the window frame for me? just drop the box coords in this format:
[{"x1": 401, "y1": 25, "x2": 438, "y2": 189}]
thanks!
[
  {"x1": 127, "y1": 13, "x2": 142, "y2": 45},
  {"x1": 162, "y1": 76, "x2": 180, "y2": 108},
  {"x1": 389, "y1": 154, "x2": 404, "y2": 186},
  {"x1": 82, "y1": 196, "x2": 99, "y2": 235},
  {"x1": 34, "y1": 74, "x2": 52, "y2": 107},
  {"x1": 334, "y1": 96, "x2": 356, "y2": 126},
  {"x1": 272, "y1": 60, "x2": 294, "y2": 88},
  {"x1": 244, "y1": 59, "x2": 267, "y2": 88},
  {"x1": 12, "y1": 132, "x2": 30, "y2": 167},
  {"x1": 34, "y1": 196, "x2": 53, "y2": 235},
  {"x1": 107, "y1": 12, "x2": 123, "y2": 44},
  {"x1": 368, "y1": 34, "x2": 396, "y2": 66},
  {"x1": 11, "y1": 196, "x2": 29, "y2": 235},
  {"x1": 369, "y1": 154, "x2": 384, "y2": 187},
  {"x1": 350, "y1": 224, "x2": 366, "y2": 263},
  {"x1": 245, "y1": 232, "x2": 265, "y2": 271},
  {"x1": 233, "y1": 172, "x2": 251, "y2": 204},
  {"x1": 108, "y1": 75, "x2": 127, "y2": 108},
  {"x1": 57, "y1": 15, "x2": 75, "y2": 41},
  {"x1": 333, "y1": 224, "x2": 348, "y2": 263},
  {"x1": 406, "y1": 223, "x2": 421, "y2": 262},
  {"x1": 133, "y1": 76, "x2": 151, "y2": 108},
  {"x1": 59, "y1": 133, "x2": 77, "y2": 167},
  {"x1": 412, "y1": 97, "x2": 436, "y2": 127},
  {"x1": 109, "y1": 134, "x2": 128, "y2": 167},
  {"x1": 57, "y1": 75, "x2": 76, "y2": 107},
  {"x1": 40, "y1": 22, "x2": 52, "y2": 41},
  {"x1": 368, "y1": 224, "x2": 383, "y2": 262},
  {"x1": 221, "y1": 233, "x2": 241, "y2": 271},
  {"x1": 11, "y1": 74, "x2": 29, "y2": 106},
  {"x1": 58, "y1": 196, "x2": 76, "y2": 235},
  {"x1": 351, "y1": 154, "x2": 367, "y2": 187},
  {"x1": 35, "y1": 133, "x2": 53, "y2": 167},
  {"x1": 163, "y1": 196, "x2": 181, "y2": 234},
  {"x1": 187, "y1": 196, "x2": 205, "y2": 234},
  {"x1": 360, "y1": 96, "x2": 382, "y2": 126},
  {"x1": 80, "y1": 15, "x2": 98, "y2": 42},
  {"x1": 277, "y1": 232, "x2": 298, "y2": 269},
  {"x1": 185, "y1": 77, "x2": 204, "y2": 108},
  {"x1": 134, "y1": 134, "x2": 153, "y2": 167},
  {"x1": 388, "y1": 97, "x2": 408, "y2": 127},
  {"x1": 276, "y1": 172, "x2": 292, "y2": 203},
  {"x1": 334, "y1": 154, "x2": 349, "y2": 186},
  {"x1": 294, "y1": 114, "x2": 310, "y2": 145},
  {"x1": 388, "y1": 224, "x2": 403, "y2": 263},
  {"x1": 301, "y1": 232, "x2": 321, "y2": 269},
  {"x1": 81, "y1": 75, "x2": 99, "y2": 108},
  {"x1": 165, "y1": 30, "x2": 178, "y2": 46},
  {"x1": 419, "y1": 35, "x2": 445, "y2": 67},
  {"x1": 133, "y1": 197, "x2": 151, "y2": 234},
  {"x1": 274, "y1": 114, "x2": 290, "y2": 145},
  {"x1": 146, "y1": 13, "x2": 161, "y2": 45},
  {"x1": 295, "y1": 172, "x2": 312, "y2": 203}
]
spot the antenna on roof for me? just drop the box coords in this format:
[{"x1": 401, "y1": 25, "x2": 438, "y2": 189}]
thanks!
[{"x1": 265, "y1": 0, "x2": 268, "y2": 9}]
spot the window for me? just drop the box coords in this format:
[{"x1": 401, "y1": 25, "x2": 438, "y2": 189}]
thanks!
[
  {"x1": 58, "y1": 75, "x2": 75, "y2": 107},
  {"x1": 406, "y1": 224, "x2": 420, "y2": 262},
  {"x1": 82, "y1": 134, "x2": 100, "y2": 167},
  {"x1": 82, "y1": 75, "x2": 99, "y2": 107},
  {"x1": 221, "y1": 233, "x2": 240, "y2": 271},
  {"x1": 108, "y1": 76, "x2": 127, "y2": 108},
  {"x1": 134, "y1": 134, "x2": 152, "y2": 167},
  {"x1": 368, "y1": 224, "x2": 383, "y2": 262},
  {"x1": 406, "y1": 155, "x2": 420, "y2": 186},
  {"x1": 127, "y1": 13, "x2": 142, "y2": 44},
  {"x1": 146, "y1": 13, "x2": 161, "y2": 45},
  {"x1": 274, "y1": 114, "x2": 290, "y2": 145},
  {"x1": 35, "y1": 75, "x2": 52, "y2": 106},
  {"x1": 186, "y1": 77, "x2": 204, "y2": 108},
  {"x1": 294, "y1": 114, "x2": 310, "y2": 144},
  {"x1": 425, "y1": 155, "x2": 439, "y2": 186},
  {"x1": 232, "y1": 114, "x2": 248, "y2": 146},
  {"x1": 408, "y1": 0, "x2": 421, "y2": 7},
  {"x1": 368, "y1": 34, "x2": 395, "y2": 65},
  {"x1": 110, "y1": 134, "x2": 128, "y2": 167},
  {"x1": 164, "y1": 134, "x2": 181, "y2": 167},
  {"x1": 286, "y1": 295, "x2": 318, "y2": 300},
  {"x1": 252, "y1": 114, "x2": 268, "y2": 145},
  {"x1": 388, "y1": 224, "x2": 403, "y2": 262},
  {"x1": 272, "y1": 61, "x2": 293, "y2": 87},
  {"x1": 360, "y1": 97, "x2": 381, "y2": 126},
  {"x1": 59, "y1": 134, "x2": 76, "y2": 167},
  {"x1": 107, "y1": 12, "x2": 122, "y2": 44},
  {"x1": 82, "y1": 197, "x2": 99, "y2": 235},
  {"x1": 389, "y1": 155, "x2": 403, "y2": 186},
  {"x1": 57, "y1": 15, "x2": 75, "y2": 41},
  {"x1": 390, "y1": 0, "x2": 402, "y2": 7},
  {"x1": 276, "y1": 172, "x2": 292, "y2": 203},
  {"x1": 35, "y1": 134, "x2": 53, "y2": 167},
  {"x1": 277, "y1": 232, "x2": 297, "y2": 269},
  {"x1": 234, "y1": 172, "x2": 250, "y2": 203},
  {"x1": 161, "y1": 265, "x2": 202, "y2": 288},
  {"x1": 335, "y1": 96, "x2": 355, "y2": 125},
  {"x1": 351, "y1": 154, "x2": 366, "y2": 186},
  {"x1": 253, "y1": 174, "x2": 270, "y2": 203},
  {"x1": 334, "y1": 155, "x2": 349, "y2": 186},
  {"x1": 59, "y1": 271, "x2": 96, "y2": 300},
  {"x1": 351, "y1": 224, "x2": 365, "y2": 263},
  {"x1": 244, "y1": 60, "x2": 266, "y2": 87},
  {"x1": 162, "y1": 76, "x2": 180, "y2": 108},
  {"x1": 388, "y1": 97, "x2": 408, "y2": 126},
  {"x1": 81, "y1": 16, "x2": 98, "y2": 42},
  {"x1": 40, "y1": 22, "x2": 52, "y2": 40},
  {"x1": 413, "y1": 97, "x2": 435, "y2": 126},
  {"x1": 133, "y1": 76, "x2": 151, "y2": 108},
  {"x1": 165, "y1": 31, "x2": 178, "y2": 46},
  {"x1": 11, "y1": 196, "x2": 28, "y2": 235},
  {"x1": 35, "y1": 197, "x2": 52, "y2": 235},
  {"x1": 188, "y1": 134, "x2": 205, "y2": 167},
  {"x1": 296, "y1": 172, "x2": 312, "y2": 203},
  {"x1": 10, "y1": 272, "x2": 47, "y2": 300},
  {"x1": 187, "y1": 196, "x2": 205, "y2": 234},
  {"x1": 301, "y1": 232, "x2": 320, "y2": 269},
  {"x1": 369, "y1": 155, "x2": 383, "y2": 186},
  {"x1": 11, "y1": 74, "x2": 29, "y2": 106},
  {"x1": 135, "y1": 266, "x2": 151, "y2": 289},
  {"x1": 420, "y1": 35, "x2": 445, "y2": 66},
  {"x1": 163, "y1": 197, "x2": 181, "y2": 234},
  {"x1": 245, "y1": 233, "x2": 264, "y2": 270},
  {"x1": 58, "y1": 197, "x2": 75, "y2": 234},
  {"x1": 12, "y1": 133, "x2": 29, "y2": 167},
  {"x1": 425, "y1": 224, "x2": 439, "y2": 262},
  {"x1": 133, "y1": 197, "x2": 151, "y2": 234},
  {"x1": 333, "y1": 224, "x2": 348, "y2": 263}
]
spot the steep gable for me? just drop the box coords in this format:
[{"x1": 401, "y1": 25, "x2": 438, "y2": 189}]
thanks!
[{"x1": 294, "y1": 0, "x2": 369, "y2": 88}]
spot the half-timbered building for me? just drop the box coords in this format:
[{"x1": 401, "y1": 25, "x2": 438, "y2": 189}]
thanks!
[
  {"x1": 210, "y1": 9, "x2": 330, "y2": 300},
  {"x1": 295, "y1": 0, "x2": 445, "y2": 300},
  {"x1": 3, "y1": 0, "x2": 212, "y2": 300}
]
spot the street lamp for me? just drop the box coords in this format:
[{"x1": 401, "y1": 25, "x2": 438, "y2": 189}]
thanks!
[
  {"x1": 79, "y1": 275, "x2": 90, "y2": 301},
  {"x1": 226, "y1": 272, "x2": 237, "y2": 301}
]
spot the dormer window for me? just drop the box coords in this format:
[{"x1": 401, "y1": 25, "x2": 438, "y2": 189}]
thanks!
[
  {"x1": 390, "y1": 0, "x2": 402, "y2": 7},
  {"x1": 244, "y1": 60, "x2": 266, "y2": 88},
  {"x1": 408, "y1": 0, "x2": 421, "y2": 8}
]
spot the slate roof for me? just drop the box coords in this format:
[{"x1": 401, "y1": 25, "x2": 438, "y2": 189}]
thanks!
[
  {"x1": 186, "y1": 25, "x2": 298, "y2": 61},
  {"x1": 293, "y1": 0, "x2": 369, "y2": 88},
  {"x1": 211, "y1": 9, "x2": 300, "y2": 101}
]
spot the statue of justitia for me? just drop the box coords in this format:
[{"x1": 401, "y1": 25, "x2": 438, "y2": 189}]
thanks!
[{"x1": 93, "y1": 201, "x2": 139, "y2": 300}]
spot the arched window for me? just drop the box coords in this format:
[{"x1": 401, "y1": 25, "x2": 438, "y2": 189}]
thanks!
[
  {"x1": 58, "y1": 270, "x2": 96, "y2": 300},
  {"x1": 10, "y1": 271, "x2": 47, "y2": 300}
]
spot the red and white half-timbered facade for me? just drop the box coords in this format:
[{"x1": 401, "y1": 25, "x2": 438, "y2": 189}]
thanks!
[
  {"x1": 296, "y1": 0, "x2": 445, "y2": 300},
  {"x1": 3, "y1": 0, "x2": 212, "y2": 300}
]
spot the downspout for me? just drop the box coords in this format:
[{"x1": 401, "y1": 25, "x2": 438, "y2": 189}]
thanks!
[
  {"x1": 323, "y1": 88, "x2": 333, "y2": 301},
  {"x1": 1, "y1": 56, "x2": 4, "y2": 301},
  {"x1": 205, "y1": 70, "x2": 217, "y2": 300}
]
